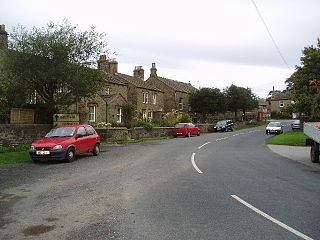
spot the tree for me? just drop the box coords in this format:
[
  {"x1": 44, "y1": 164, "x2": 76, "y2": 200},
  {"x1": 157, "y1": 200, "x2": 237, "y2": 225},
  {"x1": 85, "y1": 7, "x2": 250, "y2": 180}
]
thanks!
[
  {"x1": 224, "y1": 84, "x2": 258, "y2": 119},
  {"x1": 122, "y1": 102, "x2": 136, "y2": 127},
  {"x1": 189, "y1": 88, "x2": 226, "y2": 121},
  {"x1": 2, "y1": 19, "x2": 109, "y2": 122},
  {"x1": 285, "y1": 39, "x2": 320, "y2": 120}
]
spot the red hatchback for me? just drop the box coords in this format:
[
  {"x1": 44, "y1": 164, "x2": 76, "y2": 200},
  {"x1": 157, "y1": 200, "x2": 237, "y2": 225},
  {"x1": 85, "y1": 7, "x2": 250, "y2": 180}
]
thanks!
[
  {"x1": 173, "y1": 123, "x2": 200, "y2": 137},
  {"x1": 29, "y1": 124, "x2": 101, "y2": 163}
]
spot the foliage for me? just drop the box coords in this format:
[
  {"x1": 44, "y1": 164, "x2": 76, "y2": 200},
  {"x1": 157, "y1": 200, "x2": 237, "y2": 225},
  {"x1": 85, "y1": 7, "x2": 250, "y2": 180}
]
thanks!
[
  {"x1": 285, "y1": 39, "x2": 320, "y2": 120},
  {"x1": 267, "y1": 131, "x2": 308, "y2": 146},
  {"x1": 0, "y1": 151, "x2": 31, "y2": 167},
  {"x1": 2, "y1": 19, "x2": 109, "y2": 123},
  {"x1": 122, "y1": 102, "x2": 136, "y2": 127},
  {"x1": 95, "y1": 122, "x2": 112, "y2": 128},
  {"x1": 131, "y1": 119, "x2": 155, "y2": 129},
  {"x1": 0, "y1": 144, "x2": 30, "y2": 153},
  {"x1": 151, "y1": 118, "x2": 175, "y2": 127},
  {"x1": 176, "y1": 113, "x2": 192, "y2": 123},
  {"x1": 189, "y1": 88, "x2": 226, "y2": 115},
  {"x1": 235, "y1": 121, "x2": 269, "y2": 130},
  {"x1": 224, "y1": 84, "x2": 258, "y2": 118}
]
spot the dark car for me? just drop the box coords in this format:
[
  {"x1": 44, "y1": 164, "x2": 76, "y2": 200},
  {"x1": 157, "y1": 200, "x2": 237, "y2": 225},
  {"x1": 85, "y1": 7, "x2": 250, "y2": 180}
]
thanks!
[
  {"x1": 173, "y1": 123, "x2": 200, "y2": 137},
  {"x1": 213, "y1": 120, "x2": 234, "y2": 132},
  {"x1": 291, "y1": 119, "x2": 301, "y2": 130},
  {"x1": 29, "y1": 124, "x2": 101, "y2": 163}
]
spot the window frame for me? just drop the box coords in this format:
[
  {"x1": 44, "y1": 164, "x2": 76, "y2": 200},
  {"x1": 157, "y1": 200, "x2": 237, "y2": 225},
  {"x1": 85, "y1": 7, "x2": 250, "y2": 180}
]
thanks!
[
  {"x1": 116, "y1": 107, "x2": 122, "y2": 123},
  {"x1": 89, "y1": 105, "x2": 96, "y2": 122}
]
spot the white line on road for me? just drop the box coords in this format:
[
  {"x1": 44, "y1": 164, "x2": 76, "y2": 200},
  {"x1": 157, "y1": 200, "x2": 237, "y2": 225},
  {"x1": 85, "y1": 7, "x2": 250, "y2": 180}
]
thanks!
[
  {"x1": 231, "y1": 195, "x2": 313, "y2": 240},
  {"x1": 198, "y1": 142, "x2": 211, "y2": 149},
  {"x1": 216, "y1": 137, "x2": 228, "y2": 141},
  {"x1": 191, "y1": 153, "x2": 203, "y2": 174},
  {"x1": 233, "y1": 134, "x2": 238, "y2": 136}
]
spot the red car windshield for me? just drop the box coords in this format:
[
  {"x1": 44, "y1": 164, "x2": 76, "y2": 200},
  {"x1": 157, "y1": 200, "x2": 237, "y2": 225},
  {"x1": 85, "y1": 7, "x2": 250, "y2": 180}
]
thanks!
[
  {"x1": 175, "y1": 124, "x2": 188, "y2": 128},
  {"x1": 45, "y1": 127, "x2": 77, "y2": 138}
]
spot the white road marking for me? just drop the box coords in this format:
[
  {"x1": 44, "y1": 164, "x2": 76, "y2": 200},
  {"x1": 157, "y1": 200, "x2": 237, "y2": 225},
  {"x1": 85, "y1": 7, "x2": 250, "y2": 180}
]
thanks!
[
  {"x1": 231, "y1": 195, "x2": 313, "y2": 240},
  {"x1": 191, "y1": 153, "x2": 203, "y2": 174},
  {"x1": 216, "y1": 137, "x2": 228, "y2": 141},
  {"x1": 233, "y1": 134, "x2": 238, "y2": 136},
  {"x1": 198, "y1": 142, "x2": 211, "y2": 149}
]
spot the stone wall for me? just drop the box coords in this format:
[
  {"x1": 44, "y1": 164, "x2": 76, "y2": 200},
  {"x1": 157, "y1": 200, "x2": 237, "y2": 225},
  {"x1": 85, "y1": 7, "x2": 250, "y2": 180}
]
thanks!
[
  {"x1": 95, "y1": 127, "x2": 129, "y2": 142},
  {"x1": 197, "y1": 124, "x2": 214, "y2": 133},
  {"x1": 131, "y1": 127, "x2": 174, "y2": 139},
  {"x1": 0, "y1": 124, "x2": 52, "y2": 146}
]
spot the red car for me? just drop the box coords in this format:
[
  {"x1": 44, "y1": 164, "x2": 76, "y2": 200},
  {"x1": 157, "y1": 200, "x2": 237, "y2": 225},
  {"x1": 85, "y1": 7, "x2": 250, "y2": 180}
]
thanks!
[
  {"x1": 29, "y1": 124, "x2": 101, "y2": 163},
  {"x1": 173, "y1": 123, "x2": 200, "y2": 137}
]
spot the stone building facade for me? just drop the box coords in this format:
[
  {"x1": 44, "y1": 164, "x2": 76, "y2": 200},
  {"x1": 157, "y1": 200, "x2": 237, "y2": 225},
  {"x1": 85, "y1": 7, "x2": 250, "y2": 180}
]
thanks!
[
  {"x1": 97, "y1": 56, "x2": 164, "y2": 121},
  {"x1": 268, "y1": 90, "x2": 292, "y2": 114},
  {"x1": 146, "y1": 63, "x2": 197, "y2": 113}
]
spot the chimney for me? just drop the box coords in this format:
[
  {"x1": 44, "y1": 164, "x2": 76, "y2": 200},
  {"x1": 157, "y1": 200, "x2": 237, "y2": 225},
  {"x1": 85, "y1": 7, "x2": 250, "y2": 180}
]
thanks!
[
  {"x1": 97, "y1": 55, "x2": 109, "y2": 72},
  {"x1": 150, "y1": 63, "x2": 157, "y2": 77},
  {"x1": 133, "y1": 66, "x2": 144, "y2": 80},
  {"x1": 108, "y1": 58, "x2": 118, "y2": 74},
  {"x1": 0, "y1": 25, "x2": 8, "y2": 49}
]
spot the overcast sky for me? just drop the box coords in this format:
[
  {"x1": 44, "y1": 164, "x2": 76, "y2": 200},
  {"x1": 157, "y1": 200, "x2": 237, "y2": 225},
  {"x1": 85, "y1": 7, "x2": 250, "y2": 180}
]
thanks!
[{"x1": 2, "y1": 0, "x2": 320, "y2": 98}]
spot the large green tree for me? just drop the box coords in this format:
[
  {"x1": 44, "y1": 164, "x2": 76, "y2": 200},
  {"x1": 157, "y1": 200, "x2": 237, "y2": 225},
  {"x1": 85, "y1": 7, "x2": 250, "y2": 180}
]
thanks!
[
  {"x1": 285, "y1": 39, "x2": 320, "y2": 120},
  {"x1": 189, "y1": 87, "x2": 226, "y2": 121},
  {"x1": 2, "y1": 19, "x2": 109, "y2": 122},
  {"x1": 224, "y1": 84, "x2": 258, "y2": 119}
]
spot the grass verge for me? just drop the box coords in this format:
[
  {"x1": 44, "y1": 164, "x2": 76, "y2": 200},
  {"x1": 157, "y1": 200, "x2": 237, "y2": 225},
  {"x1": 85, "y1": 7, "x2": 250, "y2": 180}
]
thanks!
[
  {"x1": 267, "y1": 131, "x2": 308, "y2": 146},
  {"x1": 236, "y1": 121, "x2": 269, "y2": 130},
  {"x1": 105, "y1": 136, "x2": 174, "y2": 144},
  {"x1": 0, "y1": 151, "x2": 31, "y2": 167},
  {"x1": 0, "y1": 144, "x2": 30, "y2": 153}
]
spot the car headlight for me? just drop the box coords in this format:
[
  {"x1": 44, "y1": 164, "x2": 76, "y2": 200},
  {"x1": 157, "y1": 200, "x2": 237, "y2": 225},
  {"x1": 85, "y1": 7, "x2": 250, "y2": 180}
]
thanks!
[
  {"x1": 30, "y1": 145, "x2": 35, "y2": 150},
  {"x1": 52, "y1": 145, "x2": 63, "y2": 150}
]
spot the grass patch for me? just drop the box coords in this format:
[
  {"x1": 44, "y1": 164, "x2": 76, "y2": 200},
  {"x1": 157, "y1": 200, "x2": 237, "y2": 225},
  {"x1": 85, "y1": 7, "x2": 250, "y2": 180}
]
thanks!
[
  {"x1": 105, "y1": 136, "x2": 174, "y2": 144},
  {"x1": 267, "y1": 131, "x2": 308, "y2": 146},
  {"x1": 0, "y1": 151, "x2": 31, "y2": 167},
  {"x1": 0, "y1": 144, "x2": 30, "y2": 153},
  {"x1": 236, "y1": 121, "x2": 269, "y2": 130}
]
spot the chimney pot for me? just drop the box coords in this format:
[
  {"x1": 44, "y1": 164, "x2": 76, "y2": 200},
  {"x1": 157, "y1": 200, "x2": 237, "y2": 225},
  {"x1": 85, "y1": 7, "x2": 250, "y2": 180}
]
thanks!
[
  {"x1": 133, "y1": 66, "x2": 144, "y2": 80},
  {"x1": 150, "y1": 63, "x2": 157, "y2": 77}
]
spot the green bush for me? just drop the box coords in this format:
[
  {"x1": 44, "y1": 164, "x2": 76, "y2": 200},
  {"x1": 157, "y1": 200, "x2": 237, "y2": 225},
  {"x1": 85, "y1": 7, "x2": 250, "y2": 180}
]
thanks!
[
  {"x1": 176, "y1": 113, "x2": 191, "y2": 123},
  {"x1": 96, "y1": 122, "x2": 112, "y2": 128},
  {"x1": 0, "y1": 144, "x2": 30, "y2": 153},
  {"x1": 152, "y1": 118, "x2": 175, "y2": 127},
  {"x1": 131, "y1": 119, "x2": 155, "y2": 129}
]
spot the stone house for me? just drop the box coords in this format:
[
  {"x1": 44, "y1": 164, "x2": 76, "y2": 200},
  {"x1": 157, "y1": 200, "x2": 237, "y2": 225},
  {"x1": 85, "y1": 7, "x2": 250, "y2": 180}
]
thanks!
[
  {"x1": 146, "y1": 63, "x2": 197, "y2": 113},
  {"x1": 267, "y1": 89, "x2": 293, "y2": 114},
  {"x1": 97, "y1": 56, "x2": 164, "y2": 121}
]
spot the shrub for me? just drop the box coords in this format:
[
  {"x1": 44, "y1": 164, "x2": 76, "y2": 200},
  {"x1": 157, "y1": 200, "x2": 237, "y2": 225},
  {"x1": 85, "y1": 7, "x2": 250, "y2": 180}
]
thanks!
[
  {"x1": 176, "y1": 113, "x2": 192, "y2": 123},
  {"x1": 131, "y1": 119, "x2": 155, "y2": 130},
  {"x1": 96, "y1": 122, "x2": 112, "y2": 128},
  {"x1": 152, "y1": 118, "x2": 175, "y2": 127}
]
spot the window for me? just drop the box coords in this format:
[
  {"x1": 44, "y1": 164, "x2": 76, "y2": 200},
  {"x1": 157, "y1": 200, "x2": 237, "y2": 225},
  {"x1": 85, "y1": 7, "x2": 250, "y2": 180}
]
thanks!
[
  {"x1": 85, "y1": 126, "x2": 95, "y2": 135},
  {"x1": 179, "y1": 98, "x2": 183, "y2": 110},
  {"x1": 148, "y1": 111, "x2": 153, "y2": 121},
  {"x1": 77, "y1": 127, "x2": 86, "y2": 136},
  {"x1": 143, "y1": 92, "x2": 149, "y2": 103},
  {"x1": 116, "y1": 107, "x2": 122, "y2": 123},
  {"x1": 153, "y1": 94, "x2": 157, "y2": 105},
  {"x1": 106, "y1": 87, "x2": 110, "y2": 95},
  {"x1": 89, "y1": 106, "x2": 96, "y2": 122},
  {"x1": 142, "y1": 111, "x2": 147, "y2": 120},
  {"x1": 279, "y1": 101, "x2": 284, "y2": 108}
]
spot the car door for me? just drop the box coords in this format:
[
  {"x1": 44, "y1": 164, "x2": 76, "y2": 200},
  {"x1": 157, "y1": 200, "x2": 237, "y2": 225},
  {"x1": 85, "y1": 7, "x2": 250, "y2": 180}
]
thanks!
[
  {"x1": 85, "y1": 126, "x2": 97, "y2": 152},
  {"x1": 75, "y1": 126, "x2": 87, "y2": 154}
]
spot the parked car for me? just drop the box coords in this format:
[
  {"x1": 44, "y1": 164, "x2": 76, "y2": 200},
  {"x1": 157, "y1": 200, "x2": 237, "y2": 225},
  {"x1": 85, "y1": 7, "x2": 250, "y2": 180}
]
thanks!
[
  {"x1": 291, "y1": 119, "x2": 301, "y2": 130},
  {"x1": 29, "y1": 124, "x2": 101, "y2": 163},
  {"x1": 266, "y1": 122, "x2": 283, "y2": 134},
  {"x1": 173, "y1": 123, "x2": 200, "y2": 137},
  {"x1": 213, "y1": 120, "x2": 234, "y2": 132}
]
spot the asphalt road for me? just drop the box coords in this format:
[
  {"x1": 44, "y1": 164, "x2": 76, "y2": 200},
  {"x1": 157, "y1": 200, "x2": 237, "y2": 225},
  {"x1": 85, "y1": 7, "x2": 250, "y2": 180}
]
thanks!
[{"x1": 0, "y1": 120, "x2": 319, "y2": 240}]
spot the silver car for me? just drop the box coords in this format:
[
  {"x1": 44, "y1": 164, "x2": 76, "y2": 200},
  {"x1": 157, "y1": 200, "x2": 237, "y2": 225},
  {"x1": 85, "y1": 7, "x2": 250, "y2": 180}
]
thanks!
[
  {"x1": 291, "y1": 120, "x2": 301, "y2": 130},
  {"x1": 266, "y1": 122, "x2": 283, "y2": 134}
]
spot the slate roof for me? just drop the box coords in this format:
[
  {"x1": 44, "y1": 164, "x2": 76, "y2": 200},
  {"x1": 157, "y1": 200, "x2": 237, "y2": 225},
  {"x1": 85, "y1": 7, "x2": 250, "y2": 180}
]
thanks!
[
  {"x1": 116, "y1": 73, "x2": 163, "y2": 92},
  {"x1": 151, "y1": 76, "x2": 197, "y2": 93},
  {"x1": 270, "y1": 90, "x2": 291, "y2": 100},
  {"x1": 103, "y1": 72, "x2": 128, "y2": 86}
]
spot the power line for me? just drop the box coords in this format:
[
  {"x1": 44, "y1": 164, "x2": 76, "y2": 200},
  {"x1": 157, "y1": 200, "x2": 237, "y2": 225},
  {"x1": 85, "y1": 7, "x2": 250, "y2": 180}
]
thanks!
[{"x1": 251, "y1": 0, "x2": 290, "y2": 69}]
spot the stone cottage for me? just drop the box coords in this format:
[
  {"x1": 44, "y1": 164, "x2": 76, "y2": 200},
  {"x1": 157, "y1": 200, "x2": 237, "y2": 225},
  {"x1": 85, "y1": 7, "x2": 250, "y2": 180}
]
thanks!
[
  {"x1": 146, "y1": 63, "x2": 197, "y2": 113},
  {"x1": 97, "y1": 56, "x2": 164, "y2": 121},
  {"x1": 267, "y1": 89, "x2": 293, "y2": 115}
]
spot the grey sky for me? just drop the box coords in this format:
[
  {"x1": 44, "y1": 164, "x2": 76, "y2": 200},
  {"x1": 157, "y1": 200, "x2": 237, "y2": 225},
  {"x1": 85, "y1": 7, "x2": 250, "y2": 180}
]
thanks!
[{"x1": 2, "y1": 0, "x2": 319, "y2": 97}]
